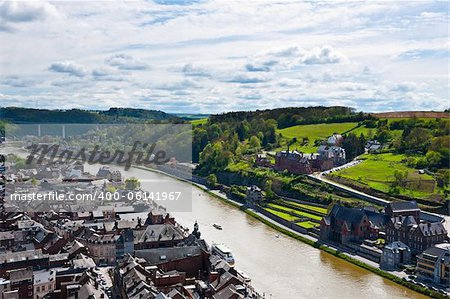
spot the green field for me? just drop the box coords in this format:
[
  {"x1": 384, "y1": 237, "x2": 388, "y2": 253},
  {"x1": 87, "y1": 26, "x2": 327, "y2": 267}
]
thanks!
[
  {"x1": 346, "y1": 125, "x2": 375, "y2": 138},
  {"x1": 330, "y1": 153, "x2": 438, "y2": 199},
  {"x1": 276, "y1": 122, "x2": 358, "y2": 152},
  {"x1": 190, "y1": 118, "x2": 208, "y2": 126}
]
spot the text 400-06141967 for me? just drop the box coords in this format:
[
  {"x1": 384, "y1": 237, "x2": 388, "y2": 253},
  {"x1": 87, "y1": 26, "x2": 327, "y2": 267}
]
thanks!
[{"x1": 99, "y1": 191, "x2": 182, "y2": 201}]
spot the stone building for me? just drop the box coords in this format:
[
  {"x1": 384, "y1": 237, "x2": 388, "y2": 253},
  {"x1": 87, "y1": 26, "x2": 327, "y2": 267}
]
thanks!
[
  {"x1": 384, "y1": 201, "x2": 447, "y2": 254},
  {"x1": 417, "y1": 243, "x2": 450, "y2": 286},
  {"x1": 385, "y1": 201, "x2": 420, "y2": 222},
  {"x1": 380, "y1": 241, "x2": 411, "y2": 270}
]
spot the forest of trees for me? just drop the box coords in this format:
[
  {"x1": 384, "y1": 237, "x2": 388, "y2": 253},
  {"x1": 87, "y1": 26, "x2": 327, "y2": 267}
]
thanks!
[
  {"x1": 209, "y1": 106, "x2": 368, "y2": 128},
  {"x1": 0, "y1": 107, "x2": 176, "y2": 123},
  {"x1": 193, "y1": 117, "x2": 278, "y2": 174}
]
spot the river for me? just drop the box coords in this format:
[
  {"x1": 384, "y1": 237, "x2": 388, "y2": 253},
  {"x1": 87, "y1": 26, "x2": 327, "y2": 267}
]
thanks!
[{"x1": 3, "y1": 146, "x2": 427, "y2": 298}]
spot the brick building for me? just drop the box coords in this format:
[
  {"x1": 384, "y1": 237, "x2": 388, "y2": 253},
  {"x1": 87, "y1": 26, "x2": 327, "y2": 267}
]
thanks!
[
  {"x1": 320, "y1": 205, "x2": 385, "y2": 245},
  {"x1": 274, "y1": 150, "x2": 312, "y2": 174}
]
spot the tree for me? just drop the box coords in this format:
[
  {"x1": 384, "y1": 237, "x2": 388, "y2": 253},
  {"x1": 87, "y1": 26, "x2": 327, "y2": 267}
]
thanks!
[
  {"x1": 198, "y1": 142, "x2": 234, "y2": 174},
  {"x1": 436, "y1": 169, "x2": 450, "y2": 189},
  {"x1": 125, "y1": 177, "x2": 140, "y2": 190},
  {"x1": 30, "y1": 178, "x2": 38, "y2": 186},
  {"x1": 264, "y1": 179, "x2": 275, "y2": 200},
  {"x1": 206, "y1": 174, "x2": 217, "y2": 188},
  {"x1": 401, "y1": 127, "x2": 431, "y2": 153},
  {"x1": 249, "y1": 135, "x2": 261, "y2": 149},
  {"x1": 342, "y1": 133, "x2": 365, "y2": 161},
  {"x1": 392, "y1": 170, "x2": 408, "y2": 189},
  {"x1": 426, "y1": 151, "x2": 442, "y2": 169},
  {"x1": 236, "y1": 121, "x2": 249, "y2": 141}
]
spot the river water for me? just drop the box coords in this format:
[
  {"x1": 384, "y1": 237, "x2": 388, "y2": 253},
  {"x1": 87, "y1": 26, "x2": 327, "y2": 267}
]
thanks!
[{"x1": 3, "y1": 147, "x2": 427, "y2": 298}]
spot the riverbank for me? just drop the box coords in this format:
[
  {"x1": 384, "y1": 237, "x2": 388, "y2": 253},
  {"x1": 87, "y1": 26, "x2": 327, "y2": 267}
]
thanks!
[{"x1": 134, "y1": 165, "x2": 444, "y2": 299}]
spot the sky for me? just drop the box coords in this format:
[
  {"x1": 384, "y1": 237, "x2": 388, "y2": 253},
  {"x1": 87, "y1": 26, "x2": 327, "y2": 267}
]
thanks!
[{"x1": 0, "y1": 0, "x2": 448, "y2": 114}]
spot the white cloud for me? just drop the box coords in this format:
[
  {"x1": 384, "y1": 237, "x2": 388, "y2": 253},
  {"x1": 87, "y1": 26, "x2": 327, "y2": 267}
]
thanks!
[
  {"x1": 181, "y1": 63, "x2": 210, "y2": 77},
  {"x1": 49, "y1": 61, "x2": 88, "y2": 77},
  {"x1": 300, "y1": 46, "x2": 346, "y2": 65},
  {"x1": 0, "y1": 1, "x2": 60, "y2": 32},
  {"x1": 105, "y1": 53, "x2": 149, "y2": 70}
]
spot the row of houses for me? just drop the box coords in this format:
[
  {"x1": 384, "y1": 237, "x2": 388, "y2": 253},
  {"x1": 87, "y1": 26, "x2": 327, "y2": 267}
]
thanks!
[
  {"x1": 257, "y1": 134, "x2": 347, "y2": 175},
  {"x1": 0, "y1": 155, "x2": 261, "y2": 299},
  {"x1": 320, "y1": 201, "x2": 448, "y2": 269}
]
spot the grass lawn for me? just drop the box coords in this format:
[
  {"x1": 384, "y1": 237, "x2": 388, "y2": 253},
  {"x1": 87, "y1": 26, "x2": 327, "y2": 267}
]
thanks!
[
  {"x1": 267, "y1": 203, "x2": 323, "y2": 221},
  {"x1": 346, "y1": 125, "x2": 375, "y2": 138},
  {"x1": 190, "y1": 118, "x2": 208, "y2": 126},
  {"x1": 330, "y1": 153, "x2": 438, "y2": 199},
  {"x1": 280, "y1": 200, "x2": 328, "y2": 215},
  {"x1": 264, "y1": 208, "x2": 298, "y2": 221},
  {"x1": 297, "y1": 221, "x2": 319, "y2": 229},
  {"x1": 276, "y1": 122, "x2": 358, "y2": 153}
]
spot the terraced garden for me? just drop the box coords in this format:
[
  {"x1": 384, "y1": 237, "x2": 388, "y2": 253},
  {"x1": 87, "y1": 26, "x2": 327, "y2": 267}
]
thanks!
[{"x1": 263, "y1": 200, "x2": 328, "y2": 229}]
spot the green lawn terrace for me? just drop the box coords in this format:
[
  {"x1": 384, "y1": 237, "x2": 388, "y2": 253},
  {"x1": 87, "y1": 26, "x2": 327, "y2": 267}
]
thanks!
[
  {"x1": 329, "y1": 153, "x2": 445, "y2": 204},
  {"x1": 264, "y1": 208, "x2": 321, "y2": 229},
  {"x1": 266, "y1": 203, "x2": 323, "y2": 221},
  {"x1": 262, "y1": 200, "x2": 329, "y2": 230}
]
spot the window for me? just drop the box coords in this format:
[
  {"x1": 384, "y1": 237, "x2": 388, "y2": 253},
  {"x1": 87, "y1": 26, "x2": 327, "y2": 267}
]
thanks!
[{"x1": 36, "y1": 286, "x2": 40, "y2": 292}]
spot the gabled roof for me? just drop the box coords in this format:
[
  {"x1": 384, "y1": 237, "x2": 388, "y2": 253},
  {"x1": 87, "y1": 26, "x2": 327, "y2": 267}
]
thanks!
[
  {"x1": 390, "y1": 215, "x2": 417, "y2": 229},
  {"x1": 388, "y1": 201, "x2": 419, "y2": 213},
  {"x1": 328, "y1": 205, "x2": 366, "y2": 229},
  {"x1": 417, "y1": 222, "x2": 447, "y2": 237},
  {"x1": 136, "y1": 223, "x2": 184, "y2": 244},
  {"x1": 384, "y1": 241, "x2": 410, "y2": 254}
]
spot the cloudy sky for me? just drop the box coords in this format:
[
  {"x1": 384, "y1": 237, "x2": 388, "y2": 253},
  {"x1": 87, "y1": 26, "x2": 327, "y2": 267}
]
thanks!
[{"x1": 0, "y1": 0, "x2": 448, "y2": 113}]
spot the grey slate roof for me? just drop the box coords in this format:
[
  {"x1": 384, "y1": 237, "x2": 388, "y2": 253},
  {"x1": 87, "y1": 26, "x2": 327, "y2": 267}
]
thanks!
[{"x1": 388, "y1": 201, "x2": 419, "y2": 212}]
